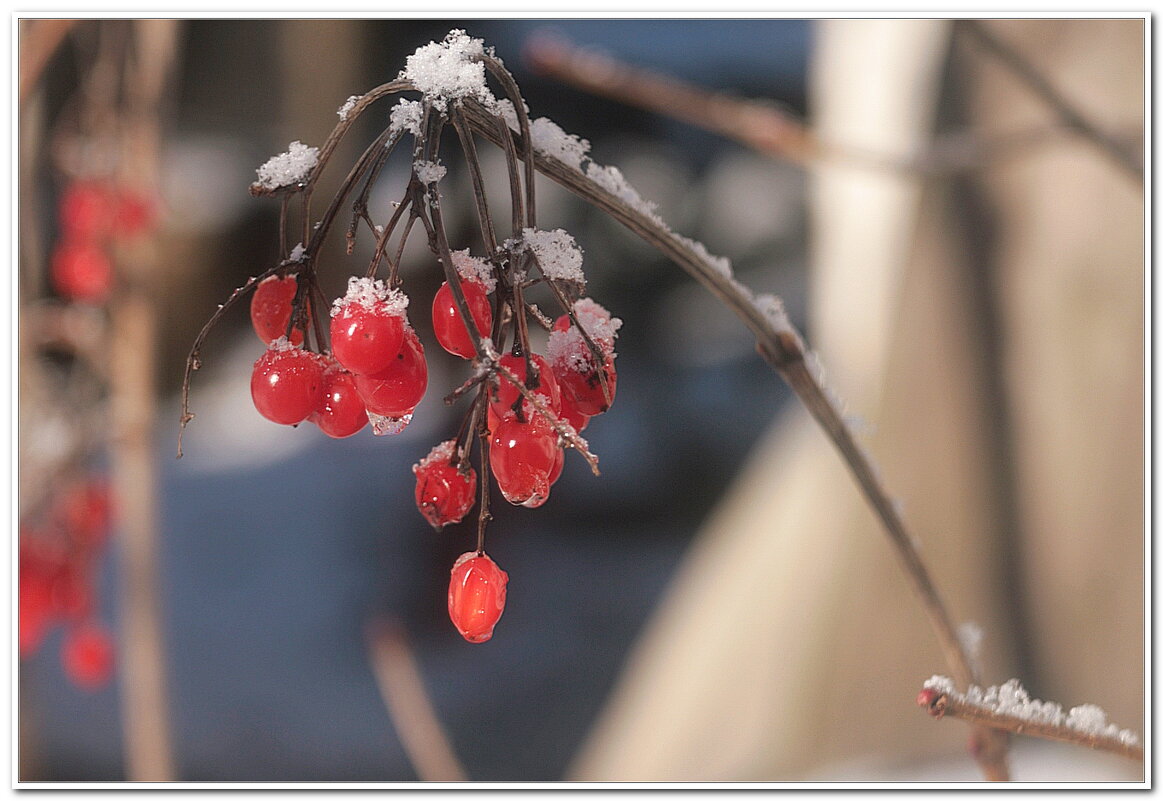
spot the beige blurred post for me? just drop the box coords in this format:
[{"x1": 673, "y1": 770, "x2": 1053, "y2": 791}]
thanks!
[
  {"x1": 569, "y1": 20, "x2": 978, "y2": 780},
  {"x1": 110, "y1": 19, "x2": 181, "y2": 782}
]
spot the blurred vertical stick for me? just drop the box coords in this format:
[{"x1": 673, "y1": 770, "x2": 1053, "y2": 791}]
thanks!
[
  {"x1": 366, "y1": 619, "x2": 468, "y2": 781},
  {"x1": 109, "y1": 19, "x2": 180, "y2": 782}
]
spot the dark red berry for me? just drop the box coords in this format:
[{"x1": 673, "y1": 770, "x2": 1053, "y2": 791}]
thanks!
[
  {"x1": 413, "y1": 441, "x2": 476, "y2": 529},
  {"x1": 51, "y1": 240, "x2": 113, "y2": 303},
  {"x1": 448, "y1": 552, "x2": 508, "y2": 643},
  {"x1": 310, "y1": 365, "x2": 368, "y2": 438},
  {"x1": 19, "y1": 558, "x2": 54, "y2": 658},
  {"x1": 353, "y1": 326, "x2": 428, "y2": 417},
  {"x1": 432, "y1": 279, "x2": 492, "y2": 359},
  {"x1": 490, "y1": 352, "x2": 560, "y2": 422},
  {"x1": 62, "y1": 623, "x2": 114, "y2": 690},
  {"x1": 490, "y1": 415, "x2": 558, "y2": 507},
  {"x1": 250, "y1": 344, "x2": 326, "y2": 425},
  {"x1": 251, "y1": 274, "x2": 305, "y2": 346}
]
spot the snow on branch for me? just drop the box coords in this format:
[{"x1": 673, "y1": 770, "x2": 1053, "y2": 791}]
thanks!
[{"x1": 917, "y1": 676, "x2": 1143, "y2": 762}]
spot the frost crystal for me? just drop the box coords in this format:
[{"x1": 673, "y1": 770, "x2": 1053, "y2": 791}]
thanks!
[
  {"x1": 674, "y1": 233, "x2": 732, "y2": 277},
  {"x1": 518, "y1": 228, "x2": 585, "y2": 284},
  {"x1": 529, "y1": 117, "x2": 591, "y2": 170},
  {"x1": 337, "y1": 94, "x2": 360, "y2": 121},
  {"x1": 401, "y1": 29, "x2": 493, "y2": 112},
  {"x1": 414, "y1": 439, "x2": 457, "y2": 473},
  {"x1": 331, "y1": 276, "x2": 409, "y2": 318},
  {"x1": 921, "y1": 675, "x2": 1141, "y2": 747},
  {"x1": 585, "y1": 162, "x2": 661, "y2": 224},
  {"x1": 450, "y1": 249, "x2": 496, "y2": 293},
  {"x1": 255, "y1": 141, "x2": 319, "y2": 190},
  {"x1": 414, "y1": 160, "x2": 447, "y2": 185},
  {"x1": 288, "y1": 242, "x2": 306, "y2": 262},
  {"x1": 389, "y1": 99, "x2": 424, "y2": 137}
]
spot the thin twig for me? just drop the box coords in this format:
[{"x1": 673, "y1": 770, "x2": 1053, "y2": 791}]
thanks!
[
  {"x1": 959, "y1": 19, "x2": 1143, "y2": 181},
  {"x1": 918, "y1": 680, "x2": 1144, "y2": 763},
  {"x1": 366, "y1": 619, "x2": 469, "y2": 781},
  {"x1": 461, "y1": 101, "x2": 1009, "y2": 780}
]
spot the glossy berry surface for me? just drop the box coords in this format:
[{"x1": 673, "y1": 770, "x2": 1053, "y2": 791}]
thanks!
[
  {"x1": 330, "y1": 301, "x2": 406, "y2": 376},
  {"x1": 310, "y1": 366, "x2": 368, "y2": 438},
  {"x1": 490, "y1": 352, "x2": 561, "y2": 422},
  {"x1": 354, "y1": 326, "x2": 428, "y2": 417},
  {"x1": 414, "y1": 459, "x2": 477, "y2": 530},
  {"x1": 556, "y1": 353, "x2": 617, "y2": 416},
  {"x1": 557, "y1": 389, "x2": 591, "y2": 433},
  {"x1": 62, "y1": 623, "x2": 114, "y2": 690},
  {"x1": 51, "y1": 240, "x2": 113, "y2": 303},
  {"x1": 250, "y1": 345, "x2": 326, "y2": 425},
  {"x1": 432, "y1": 279, "x2": 492, "y2": 358},
  {"x1": 251, "y1": 274, "x2": 305, "y2": 345},
  {"x1": 490, "y1": 415, "x2": 558, "y2": 507},
  {"x1": 448, "y1": 552, "x2": 508, "y2": 643}
]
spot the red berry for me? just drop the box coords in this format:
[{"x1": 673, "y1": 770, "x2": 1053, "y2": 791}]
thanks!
[
  {"x1": 490, "y1": 352, "x2": 560, "y2": 422},
  {"x1": 250, "y1": 344, "x2": 326, "y2": 425},
  {"x1": 448, "y1": 552, "x2": 508, "y2": 643},
  {"x1": 432, "y1": 279, "x2": 492, "y2": 359},
  {"x1": 353, "y1": 326, "x2": 428, "y2": 417},
  {"x1": 548, "y1": 446, "x2": 565, "y2": 486},
  {"x1": 59, "y1": 480, "x2": 113, "y2": 549},
  {"x1": 62, "y1": 623, "x2": 114, "y2": 690},
  {"x1": 51, "y1": 562, "x2": 92, "y2": 621},
  {"x1": 59, "y1": 181, "x2": 116, "y2": 240},
  {"x1": 19, "y1": 557, "x2": 55, "y2": 658},
  {"x1": 112, "y1": 188, "x2": 155, "y2": 240},
  {"x1": 555, "y1": 352, "x2": 617, "y2": 416},
  {"x1": 557, "y1": 389, "x2": 590, "y2": 433},
  {"x1": 50, "y1": 240, "x2": 113, "y2": 303},
  {"x1": 490, "y1": 415, "x2": 558, "y2": 507},
  {"x1": 310, "y1": 364, "x2": 368, "y2": 438},
  {"x1": 331, "y1": 298, "x2": 406, "y2": 376},
  {"x1": 413, "y1": 441, "x2": 476, "y2": 529},
  {"x1": 251, "y1": 274, "x2": 306, "y2": 345}
]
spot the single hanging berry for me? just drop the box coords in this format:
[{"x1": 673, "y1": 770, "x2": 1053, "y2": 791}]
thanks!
[
  {"x1": 353, "y1": 326, "x2": 428, "y2": 417},
  {"x1": 490, "y1": 414, "x2": 558, "y2": 507},
  {"x1": 547, "y1": 300, "x2": 622, "y2": 416},
  {"x1": 310, "y1": 362, "x2": 368, "y2": 438},
  {"x1": 413, "y1": 440, "x2": 476, "y2": 529},
  {"x1": 490, "y1": 352, "x2": 561, "y2": 422},
  {"x1": 448, "y1": 551, "x2": 508, "y2": 643},
  {"x1": 250, "y1": 340, "x2": 327, "y2": 425},
  {"x1": 555, "y1": 351, "x2": 617, "y2": 417},
  {"x1": 330, "y1": 276, "x2": 408, "y2": 376},
  {"x1": 50, "y1": 240, "x2": 113, "y2": 303},
  {"x1": 432, "y1": 278, "x2": 492, "y2": 359},
  {"x1": 62, "y1": 622, "x2": 114, "y2": 690},
  {"x1": 251, "y1": 274, "x2": 306, "y2": 345}
]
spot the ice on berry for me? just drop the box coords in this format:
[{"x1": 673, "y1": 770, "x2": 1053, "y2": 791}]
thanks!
[
  {"x1": 400, "y1": 29, "x2": 494, "y2": 112},
  {"x1": 368, "y1": 411, "x2": 413, "y2": 436},
  {"x1": 414, "y1": 439, "x2": 458, "y2": 473},
  {"x1": 255, "y1": 141, "x2": 319, "y2": 190},
  {"x1": 450, "y1": 250, "x2": 496, "y2": 293},
  {"x1": 331, "y1": 275, "x2": 409, "y2": 318}
]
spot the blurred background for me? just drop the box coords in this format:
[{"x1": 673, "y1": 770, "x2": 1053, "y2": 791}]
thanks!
[{"x1": 16, "y1": 17, "x2": 1145, "y2": 783}]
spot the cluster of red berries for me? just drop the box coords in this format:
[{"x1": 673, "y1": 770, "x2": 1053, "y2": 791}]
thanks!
[
  {"x1": 50, "y1": 180, "x2": 154, "y2": 303},
  {"x1": 247, "y1": 256, "x2": 620, "y2": 643},
  {"x1": 19, "y1": 478, "x2": 116, "y2": 690}
]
